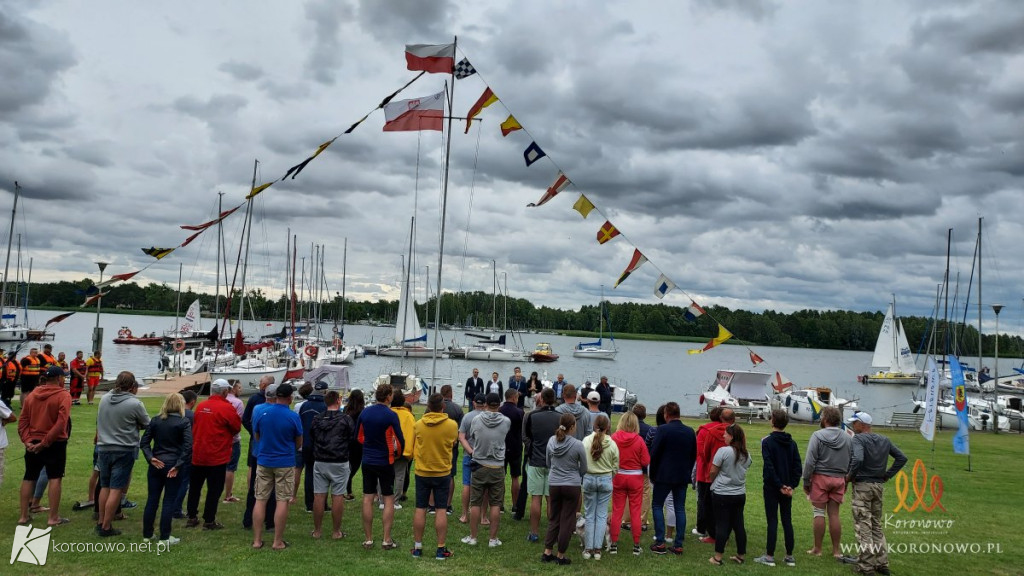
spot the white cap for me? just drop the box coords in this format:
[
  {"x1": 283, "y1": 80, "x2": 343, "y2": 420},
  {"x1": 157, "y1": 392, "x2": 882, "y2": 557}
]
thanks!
[
  {"x1": 847, "y1": 412, "x2": 872, "y2": 425},
  {"x1": 266, "y1": 383, "x2": 279, "y2": 397},
  {"x1": 587, "y1": 391, "x2": 600, "y2": 402},
  {"x1": 211, "y1": 379, "x2": 231, "y2": 392}
]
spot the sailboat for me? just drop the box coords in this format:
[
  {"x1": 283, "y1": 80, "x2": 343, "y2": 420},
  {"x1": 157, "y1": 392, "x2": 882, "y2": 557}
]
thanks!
[
  {"x1": 378, "y1": 218, "x2": 442, "y2": 359},
  {"x1": 0, "y1": 182, "x2": 30, "y2": 342},
  {"x1": 465, "y1": 263, "x2": 525, "y2": 362},
  {"x1": 573, "y1": 286, "x2": 618, "y2": 360},
  {"x1": 861, "y1": 296, "x2": 921, "y2": 385}
]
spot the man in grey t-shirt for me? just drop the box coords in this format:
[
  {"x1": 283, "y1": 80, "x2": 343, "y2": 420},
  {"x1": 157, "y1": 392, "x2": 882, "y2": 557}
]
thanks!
[
  {"x1": 462, "y1": 393, "x2": 510, "y2": 547},
  {"x1": 457, "y1": 394, "x2": 485, "y2": 523}
]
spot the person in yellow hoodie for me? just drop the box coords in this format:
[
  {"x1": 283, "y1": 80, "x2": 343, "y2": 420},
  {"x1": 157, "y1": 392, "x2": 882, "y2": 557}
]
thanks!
[
  {"x1": 388, "y1": 387, "x2": 416, "y2": 507},
  {"x1": 411, "y1": 393, "x2": 458, "y2": 560}
]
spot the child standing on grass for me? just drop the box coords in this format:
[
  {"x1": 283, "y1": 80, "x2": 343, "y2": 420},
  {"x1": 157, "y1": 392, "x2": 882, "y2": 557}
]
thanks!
[
  {"x1": 754, "y1": 409, "x2": 802, "y2": 568},
  {"x1": 709, "y1": 423, "x2": 751, "y2": 566}
]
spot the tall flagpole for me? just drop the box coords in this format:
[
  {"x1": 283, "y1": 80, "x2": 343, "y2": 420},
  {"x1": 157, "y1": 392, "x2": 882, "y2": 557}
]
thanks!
[{"x1": 430, "y1": 35, "x2": 457, "y2": 395}]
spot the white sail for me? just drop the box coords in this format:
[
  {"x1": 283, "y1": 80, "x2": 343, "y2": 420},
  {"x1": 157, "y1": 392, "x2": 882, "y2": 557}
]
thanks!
[
  {"x1": 870, "y1": 304, "x2": 896, "y2": 370},
  {"x1": 181, "y1": 299, "x2": 201, "y2": 333},
  {"x1": 394, "y1": 280, "x2": 424, "y2": 344},
  {"x1": 896, "y1": 319, "x2": 917, "y2": 374}
]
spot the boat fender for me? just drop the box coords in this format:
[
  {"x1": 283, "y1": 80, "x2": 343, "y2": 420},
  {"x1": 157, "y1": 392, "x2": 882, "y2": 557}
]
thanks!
[
  {"x1": 698, "y1": 394, "x2": 705, "y2": 405},
  {"x1": 785, "y1": 396, "x2": 791, "y2": 407},
  {"x1": 792, "y1": 403, "x2": 799, "y2": 414},
  {"x1": 332, "y1": 337, "x2": 342, "y2": 348},
  {"x1": 305, "y1": 345, "x2": 319, "y2": 357},
  {"x1": 173, "y1": 339, "x2": 186, "y2": 352},
  {"x1": 912, "y1": 404, "x2": 921, "y2": 414}
]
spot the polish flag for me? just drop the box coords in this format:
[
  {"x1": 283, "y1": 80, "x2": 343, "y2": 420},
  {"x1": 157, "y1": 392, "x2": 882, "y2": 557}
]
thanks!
[
  {"x1": 383, "y1": 90, "x2": 445, "y2": 132},
  {"x1": 405, "y1": 43, "x2": 455, "y2": 74}
]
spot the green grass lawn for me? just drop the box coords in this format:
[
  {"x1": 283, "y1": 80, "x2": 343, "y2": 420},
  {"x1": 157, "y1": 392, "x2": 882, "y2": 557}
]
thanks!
[{"x1": 1, "y1": 398, "x2": 1021, "y2": 575}]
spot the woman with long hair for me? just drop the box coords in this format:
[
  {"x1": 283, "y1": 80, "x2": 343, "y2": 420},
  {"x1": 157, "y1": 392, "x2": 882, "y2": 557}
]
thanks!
[
  {"x1": 709, "y1": 423, "x2": 751, "y2": 565},
  {"x1": 140, "y1": 393, "x2": 192, "y2": 546},
  {"x1": 343, "y1": 389, "x2": 366, "y2": 500},
  {"x1": 542, "y1": 413, "x2": 587, "y2": 565},
  {"x1": 582, "y1": 413, "x2": 618, "y2": 560},
  {"x1": 609, "y1": 412, "x2": 649, "y2": 555},
  {"x1": 524, "y1": 371, "x2": 543, "y2": 410}
]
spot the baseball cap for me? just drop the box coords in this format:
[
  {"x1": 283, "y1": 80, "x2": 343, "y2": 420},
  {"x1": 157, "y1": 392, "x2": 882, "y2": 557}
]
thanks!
[
  {"x1": 45, "y1": 365, "x2": 67, "y2": 378},
  {"x1": 847, "y1": 412, "x2": 872, "y2": 425},
  {"x1": 473, "y1": 393, "x2": 486, "y2": 405},
  {"x1": 587, "y1": 391, "x2": 600, "y2": 402},
  {"x1": 211, "y1": 378, "x2": 231, "y2": 392},
  {"x1": 313, "y1": 380, "x2": 329, "y2": 391},
  {"x1": 276, "y1": 383, "x2": 295, "y2": 398},
  {"x1": 485, "y1": 392, "x2": 501, "y2": 407},
  {"x1": 266, "y1": 383, "x2": 280, "y2": 397}
]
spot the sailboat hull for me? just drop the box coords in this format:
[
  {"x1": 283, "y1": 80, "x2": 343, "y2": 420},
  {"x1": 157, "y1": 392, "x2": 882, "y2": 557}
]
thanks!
[
  {"x1": 465, "y1": 347, "x2": 525, "y2": 362},
  {"x1": 378, "y1": 346, "x2": 443, "y2": 358},
  {"x1": 863, "y1": 372, "x2": 921, "y2": 385},
  {"x1": 572, "y1": 348, "x2": 617, "y2": 360}
]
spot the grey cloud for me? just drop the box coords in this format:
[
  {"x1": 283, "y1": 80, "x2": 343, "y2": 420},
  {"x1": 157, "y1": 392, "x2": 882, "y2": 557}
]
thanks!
[
  {"x1": 355, "y1": 0, "x2": 454, "y2": 44},
  {"x1": 218, "y1": 60, "x2": 264, "y2": 82},
  {"x1": 690, "y1": 0, "x2": 779, "y2": 21},
  {"x1": 912, "y1": 5, "x2": 1024, "y2": 55},
  {"x1": 173, "y1": 94, "x2": 249, "y2": 119},
  {"x1": 304, "y1": 0, "x2": 353, "y2": 86},
  {"x1": 0, "y1": 7, "x2": 76, "y2": 119}
]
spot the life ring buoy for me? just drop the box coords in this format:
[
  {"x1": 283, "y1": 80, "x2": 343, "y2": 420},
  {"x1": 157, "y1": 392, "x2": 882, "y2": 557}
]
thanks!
[
  {"x1": 173, "y1": 339, "x2": 186, "y2": 352},
  {"x1": 305, "y1": 345, "x2": 319, "y2": 358},
  {"x1": 332, "y1": 337, "x2": 342, "y2": 348},
  {"x1": 124, "y1": 328, "x2": 133, "y2": 338},
  {"x1": 118, "y1": 328, "x2": 128, "y2": 338}
]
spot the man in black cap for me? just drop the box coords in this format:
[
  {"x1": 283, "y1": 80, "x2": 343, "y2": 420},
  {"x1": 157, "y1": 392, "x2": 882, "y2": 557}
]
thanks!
[{"x1": 456, "y1": 393, "x2": 486, "y2": 524}]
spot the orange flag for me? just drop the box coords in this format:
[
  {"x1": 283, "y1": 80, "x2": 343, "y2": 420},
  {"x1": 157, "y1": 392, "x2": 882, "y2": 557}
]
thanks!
[{"x1": 596, "y1": 221, "x2": 620, "y2": 244}]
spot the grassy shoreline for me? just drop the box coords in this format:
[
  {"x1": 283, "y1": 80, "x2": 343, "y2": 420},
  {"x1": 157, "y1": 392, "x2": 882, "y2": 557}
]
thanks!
[{"x1": 1, "y1": 398, "x2": 1019, "y2": 575}]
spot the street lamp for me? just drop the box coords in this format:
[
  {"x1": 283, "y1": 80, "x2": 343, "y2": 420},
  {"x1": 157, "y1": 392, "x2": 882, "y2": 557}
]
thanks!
[
  {"x1": 993, "y1": 304, "x2": 1004, "y2": 435},
  {"x1": 92, "y1": 262, "x2": 108, "y2": 354}
]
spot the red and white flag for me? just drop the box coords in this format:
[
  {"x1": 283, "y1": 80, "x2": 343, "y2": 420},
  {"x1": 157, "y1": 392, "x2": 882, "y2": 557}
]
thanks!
[
  {"x1": 383, "y1": 90, "x2": 445, "y2": 132},
  {"x1": 772, "y1": 371, "x2": 793, "y2": 393},
  {"x1": 528, "y1": 172, "x2": 571, "y2": 207},
  {"x1": 405, "y1": 43, "x2": 455, "y2": 74}
]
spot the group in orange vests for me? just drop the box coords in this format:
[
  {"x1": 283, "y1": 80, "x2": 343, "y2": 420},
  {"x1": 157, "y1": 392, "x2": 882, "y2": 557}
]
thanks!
[{"x1": 0, "y1": 345, "x2": 102, "y2": 407}]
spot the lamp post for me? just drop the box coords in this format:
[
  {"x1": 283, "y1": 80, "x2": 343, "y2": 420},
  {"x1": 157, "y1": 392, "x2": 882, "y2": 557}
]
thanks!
[
  {"x1": 92, "y1": 262, "x2": 108, "y2": 354},
  {"x1": 993, "y1": 304, "x2": 1003, "y2": 434}
]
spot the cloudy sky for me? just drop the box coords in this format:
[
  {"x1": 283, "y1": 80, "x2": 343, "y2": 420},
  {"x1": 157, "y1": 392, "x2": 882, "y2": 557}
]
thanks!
[{"x1": 2, "y1": 0, "x2": 1023, "y2": 331}]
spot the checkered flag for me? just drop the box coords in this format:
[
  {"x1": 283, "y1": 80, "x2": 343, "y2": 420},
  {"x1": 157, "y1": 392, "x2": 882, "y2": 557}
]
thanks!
[{"x1": 454, "y1": 57, "x2": 476, "y2": 79}]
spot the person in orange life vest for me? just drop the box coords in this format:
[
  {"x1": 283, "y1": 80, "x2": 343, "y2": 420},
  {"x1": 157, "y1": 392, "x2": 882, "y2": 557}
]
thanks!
[
  {"x1": 69, "y1": 351, "x2": 87, "y2": 406},
  {"x1": 40, "y1": 344, "x2": 58, "y2": 371},
  {"x1": 85, "y1": 351, "x2": 104, "y2": 406},
  {"x1": 20, "y1": 348, "x2": 42, "y2": 403},
  {"x1": 0, "y1": 351, "x2": 19, "y2": 407}
]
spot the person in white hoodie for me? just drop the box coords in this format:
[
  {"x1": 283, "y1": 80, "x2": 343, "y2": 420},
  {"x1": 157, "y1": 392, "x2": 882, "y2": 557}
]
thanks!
[{"x1": 801, "y1": 406, "x2": 852, "y2": 559}]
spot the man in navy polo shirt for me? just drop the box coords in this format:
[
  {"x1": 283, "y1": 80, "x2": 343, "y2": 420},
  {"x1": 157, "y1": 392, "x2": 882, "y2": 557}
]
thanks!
[
  {"x1": 357, "y1": 383, "x2": 405, "y2": 550},
  {"x1": 251, "y1": 383, "x2": 302, "y2": 551}
]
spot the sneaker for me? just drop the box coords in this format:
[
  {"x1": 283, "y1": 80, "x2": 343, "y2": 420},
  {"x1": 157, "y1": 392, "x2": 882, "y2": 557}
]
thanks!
[
  {"x1": 691, "y1": 528, "x2": 703, "y2": 536},
  {"x1": 668, "y1": 546, "x2": 683, "y2": 555},
  {"x1": 381, "y1": 540, "x2": 399, "y2": 550},
  {"x1": 162, "y1": 536, "x2": 181, "y2": 545},
  {"x1": 142, "y1": 537, "x2": 152, "y2": 542},
  {"x1": 754, "y1": 555, "x2": 776, "y2": 567},
  {"x1": 541, "y1": 553, "x2": 555, "y2": 563},
  {"x1": 411, "y1": 547, "x2": 423, "y2": 558},
  {"x1": 527, "y1": 533, "x2": 539, "y2": 543},
  {"x1": 650, "y1": 542, "x2": 667, "y2": 555},
  {"x1": 379, "y1": 503, "x2": 385, "y2": 510},
  {"x1": 608, "y1": 543, "x2": 618, "y2": 555},
  {"x1": 202, "y1": 522, "x2": 225, "y2": 530},
  {"x1": 435, "y1": 546, "x2": 454, "y2": 560},
  {"x1": 98, "y1": 527, "x2": 122, "y2": 537},
  {"x1": 633, "y1": 544, "x2": 643, "y2": 556},
  {"x1": 837, "y1": 555, "x2": 859, "y2": 565},
  {"x1": 428, "y1": 506, "x2": 436, "y2": 515},
  {"x1": 393, "y1": 503, "x2": 403, "y2": 510},
  {"x1": 622, "y1": 522, "x2": 632, "y2": 531},
  {"x1": 461, "y1": 535, "x2": 477, "y2": 546},
  {"x1": 121, "y1": 500, "x2": 138, "y2": 509},
  {"x1": 784, "y1": 555, "x2": 796, "y2": 567},
  {"x1": 583, "y1": 550, "x2": 592, "y2": 560},
  {"x1": 593, "y1": 551, "x2": 602, "y2": 560},
  {"x1": 185, "y1": 517, "x2": 200, "y2": 528},
  {"x1": 488, "y1": 538, "x2": 502, "y2": 548},
  {"x1": 555, "y1": 557, "x2": 572, "y2": 565},
  {"x1": 446, "y1": 506, "x2": 453, "y2": 515},
  {"x1": 700, "y1": 536, "x2": 716, "y2": 544}
]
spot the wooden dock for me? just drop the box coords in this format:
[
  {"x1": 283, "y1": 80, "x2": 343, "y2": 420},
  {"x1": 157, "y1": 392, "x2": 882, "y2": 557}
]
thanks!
[{"x1": 136, "y1": 373, "x2": 211, "y2": 397}]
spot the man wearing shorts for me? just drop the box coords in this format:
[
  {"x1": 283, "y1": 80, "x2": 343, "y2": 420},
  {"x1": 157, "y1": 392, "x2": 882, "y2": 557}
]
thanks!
[
  {"x1": 187, "y1": 379, "x2": 241, "y2": 531},
  {"x1": 17, "y1": 366, "x2": 71, "y2": 527},
  {"x1": 522, "y1": 387, "x2": 560, "y2": 542},
  {"x1": 801, "y1": 406, "x2": 852, "y2": 559},
  {"x1": 356, "y1": 383, "x2": 405, "y2": 550},
  {"x1": 95, "y1": 371, "x2": 150, "y2": 536},
  {"x1": 411, "y1": 393, "x2": 458, "y2": 559},
  {"x1": 499, "y1": 388, "x2": 524, "y2": 514},
  {"x1": 85, "y1": 350, "x2": 104, "y2": 405},
  {"x1": 252, "y1": 383, "x2": 302, "y2": 550},
  {"x1": 462, "y1": 392, "x2": 510, "y2": 547},
  {"x1": 439, "y1": 384, "x2": 463, "y2": 515},
  {"x1": 310, "y1": 390, "x2": 354, "y2": 540},
  {"x1": 457, "y1": 393, "x2": 486, "y2": 523}
]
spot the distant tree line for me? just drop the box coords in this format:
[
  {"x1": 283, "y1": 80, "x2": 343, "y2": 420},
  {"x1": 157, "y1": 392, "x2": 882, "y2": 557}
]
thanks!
[{"x1": 22, "y1": 278, "x2": 1024, "y2": 358}]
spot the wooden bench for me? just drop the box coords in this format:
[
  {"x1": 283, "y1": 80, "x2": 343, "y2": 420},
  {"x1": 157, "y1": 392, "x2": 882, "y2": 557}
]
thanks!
[{"x1": 888, "y1": 412, "x2": 924, "y2": 428}]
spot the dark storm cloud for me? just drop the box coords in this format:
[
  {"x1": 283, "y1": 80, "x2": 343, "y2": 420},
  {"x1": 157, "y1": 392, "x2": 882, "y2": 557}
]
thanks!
[
  {"x1": 691, "y1": 0, "x2": 778, "y2": 21},
  {"x1": 303, "y1": 0, "x2": 353, "y2": 86},
  {"x1": 218, "y1": 60, "x2": 264, "y2": 82},
  {"x1": 355, "y1": 0, "x2": 455, "y2": 44},
  {"x1": 0, "y1": 7, "x2": 76, "y2": 120},
  {"x1": 911, "y1": 4, "x2": 1024, "y2": 55}
]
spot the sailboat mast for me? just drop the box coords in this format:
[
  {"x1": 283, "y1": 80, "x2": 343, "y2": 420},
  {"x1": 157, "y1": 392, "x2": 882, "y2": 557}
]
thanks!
[
  {"x1": 1, "y1": 182, "x2": 20, "y2": 317},
  {"x1": 174, "y1": 263, "x2": 182, "y2": 333},
  {"x1": 491, "y1": 259, "x2": 496, "y2": 330},
  {"x1": 237, "y1": 159, "x2": 258, "y2": 328},
  {"x1": 290, "y1": 234, "x2": 297, "y2": 350},
  {"x1": 891, "y1": 293, "x2": 899, "y2": 370},
  {"x1": 215, "y1": 191, "x2": 224, "y2": 321},
  {"x1": 401, "y1": 217, "x2": 415, "y2": 343},
  {"x1": 943, "y1": 228, "x2": 952, "y2": 358},
  {"x1": 340, "y1": 238, "x2": 347, "y2": 330},
  {"x1": 977, "y1": 217, "x2": 982, "y2": 373}
]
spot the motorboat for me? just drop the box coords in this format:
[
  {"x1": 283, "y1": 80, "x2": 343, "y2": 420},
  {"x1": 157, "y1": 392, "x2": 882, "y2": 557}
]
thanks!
[
  {"x1": 769, "y1": 372, "x2": 859, "y2": 422},
  {"x1": 700, "y1": 369, "x2": 771, "y2": 419},
  {"x1": 530, "y1": 342, "x2": 559, "y2": 363}
]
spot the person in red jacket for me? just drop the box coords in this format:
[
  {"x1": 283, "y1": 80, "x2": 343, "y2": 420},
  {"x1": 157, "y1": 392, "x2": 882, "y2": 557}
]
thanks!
[
  {"x1": 17, "y1": 366, "x2": 72, "y2": 526},
  {"x1": 695, "y1": 407, "x2": 733, "y2": 542},
  {"x1": 186, "y1": 379, "x2": 241, "y2": 530},
  {"x1": 608, "y1": 411, "x2": 651, "y2": 556}
]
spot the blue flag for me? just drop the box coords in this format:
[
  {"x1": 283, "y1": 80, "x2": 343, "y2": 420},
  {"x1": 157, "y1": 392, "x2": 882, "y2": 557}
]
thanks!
[
  {"x1": 949, "y1": 355, "x2": 970, "y2": 455},
  {"x1": 523, "y1": 141, "x2": 546, "y2": 167}
]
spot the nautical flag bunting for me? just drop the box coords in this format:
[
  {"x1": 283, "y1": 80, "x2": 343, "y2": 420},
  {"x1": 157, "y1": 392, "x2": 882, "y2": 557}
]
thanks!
[
  {"x1": 654, "y1": 274, "x2": 676, "y2": 299},
  {"x1": 573, "y1": 194, "x2": 595, "y2": 218},
  {"x1": 771, "y1": 371, "x2": 792, "y2": 392},
  {"x1": 247, "y1": 182, "x2": 273, "y2": 199},
  {"x1": 688, "y1": 324, "x2": 733, "y2": 354},
  {"x1": 683, "y1": 301, "x2": 705, "y2": 322},
  {"x1": 283, "y1": 138, "x2": 337, "y2": 180},
  {"x1": 465, "y1": 87, "x2": 499, "y2": 133},
  {"x1": 454, "y1": 57, "x2": 476, "y2": 79},
  {"x1": 181, "y1": 206, "x2": 242, "y2": 231},
  {"x1": 44, "y1": 312, "x2": 75, "y2": 328},
  {"x1": 750, "y1": 351, "x2": 765, "y2": 366},
  {"x1": 96, "y1": 271, "x2": 140, "y2": 289},
  {"x1": 597, "y1": 221, "x2": 620, "y2": 244},
  {"x1": 142, "y1": 247, "x2": 175, "y2": 260},
  {"x1": 500, "y1": 115, "x2": 522, "y2": 137},
  {"x1": 405, "y1": 43, "x2": 455, "y2": 74},
  {"x1": 528, "y1": 172, "x2": 571, "y2": 207},
  {"x1": 523, "y1": 141, "x2": 546, "y2": 166},
  {"x1": 614, "y1": 249, "x2": 647, "y2": 288}
]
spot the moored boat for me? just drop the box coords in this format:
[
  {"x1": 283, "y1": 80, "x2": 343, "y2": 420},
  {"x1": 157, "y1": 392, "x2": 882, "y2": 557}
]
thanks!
[
  {"x1": 700, "y1": 369, "x2": 771, "y2": 419},
  {"x1": 530, "y1": 342, "x2": 559, "y2": 363},
  {"x1": 113, "y1": 327, "x2": 163, "y2": 346}
]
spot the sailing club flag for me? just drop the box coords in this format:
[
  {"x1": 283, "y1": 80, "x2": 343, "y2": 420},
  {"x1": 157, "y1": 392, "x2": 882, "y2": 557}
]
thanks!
[
  {"x1": 524, "y1": 141, "x2": 546, "y2": 166},
  {"x1": 528, "y1": 172, "x2": 571, "y2": 207},
  {"x1": 142, "y1": 247, "x2": 175, "y2": 260},
  {"x1": 688, "y1": 323, "x2": 733, "y2": 354},
  {"x1": 405, "y1": 43, "x2": 455, "y2": 74},
  {"x1": 500, "y1": 115, "x2": 522, "y2": 137},
  {"x1": 614, "y1": 249, "x2": 647, "y2": 288},
  {"x1": 683, "y1": 300, "x2": 705, "y2": 322},
  {"x1": 771, "y1": 371, "x2": 792, "y2": 392},
  {"x1": 465, "y1": 87, "x2": 499, "y2": 133},
  {"x1": 181, "y1": 206, "x2": 242, "y2": 231},
  {"x1": 44, "y1": 312, "x2": 75, "y2": 328},
  {"x1": 454, "y1": 57, "x2": 476, "y2": 79},
  {"x1": 573, "y1": 194, "x2": 595, "y2": 218},
  {"x1": 750, "y1": 350, "x2": 765, "y2": 367},
  {"x1": 383, "y1": 90, "x2": 445, "y2": 132},
  {"x1": 596, "y1": 220, "x2": 620, "y2": 244},
  {"x1": 950, "y1": 354, "x2": 970, "y2": 454},
  {"x1": 653, "y1": 274, "x2": 676, "y2": 299},
  {"x1": 920, "y1": 356, "x2": 940, "y2": 441}
]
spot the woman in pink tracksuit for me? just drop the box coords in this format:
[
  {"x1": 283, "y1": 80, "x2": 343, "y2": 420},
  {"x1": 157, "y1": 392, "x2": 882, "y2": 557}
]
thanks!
[{"x1": 608, "y1": 412, "x2": 650, "y2": 556}]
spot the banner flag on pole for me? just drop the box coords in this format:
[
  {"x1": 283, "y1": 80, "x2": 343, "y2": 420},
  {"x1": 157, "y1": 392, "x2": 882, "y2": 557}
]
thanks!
[
  {"x1": 950, "y1": 355, "x2": 970, "y2": 454},
  {"x1": 920, "y1": 356, "x2": 940, "y2": 441}
]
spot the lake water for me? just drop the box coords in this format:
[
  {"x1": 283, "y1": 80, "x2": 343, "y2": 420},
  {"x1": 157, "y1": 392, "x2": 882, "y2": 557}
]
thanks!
[{"x1": 21, "y1": 308, "x2": 984, "y2": 424}]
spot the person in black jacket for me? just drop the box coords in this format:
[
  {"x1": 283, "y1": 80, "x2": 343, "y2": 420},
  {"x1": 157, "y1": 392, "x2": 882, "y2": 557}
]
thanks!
[
  {"x1": 140, "y1": 393, "x2": 193, "y2": 545},
  {"x1": 754, "y1": 409, "x2": 802, "y2": 568},
  {"x1": 596, "y1": 377, "x2": 613, "y2": 417},
  {"x1": 521, "y1": 387, "x2": 561, "y2": 542},
  {"x1": 465, "y1": 369, "x2": 484, "y2": 407},
  {"x1": 310, "y1": 390, "x2": 354, "y2": 540},
  {"x1": 299, "y1": 381, "x2": 328, "y2": 513},
  {"x1": 649, "y1": 401, "x2": 697, "y2": 555}
]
